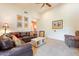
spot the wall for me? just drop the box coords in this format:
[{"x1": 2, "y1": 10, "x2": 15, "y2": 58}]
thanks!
[
  {"x1": 0, "y1": 4, "x2": 40, "y2": 35},
  {"x1": 38, "y1": 4, "x2": 79, "y2": 41},
  {"x1": 1, "y1": 3, "x2": 79, "y2": 40}
]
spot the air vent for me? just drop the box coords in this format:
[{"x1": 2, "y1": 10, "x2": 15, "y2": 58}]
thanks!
[{"x1": 24, "y1": 11, "x2": 28, "y2": 14}]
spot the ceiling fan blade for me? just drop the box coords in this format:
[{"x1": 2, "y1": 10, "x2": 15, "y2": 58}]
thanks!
[
  {"x1": 46, "y1": 3, "x2": 51, "y2": 7},
  {"x1": 41, "y1": 3, "x2": 45, "y2": 8}
]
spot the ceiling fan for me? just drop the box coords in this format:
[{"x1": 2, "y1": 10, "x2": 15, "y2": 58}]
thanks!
[
  {"x1": 41, "y1": 3, "x2": 52, "y2": 8},
  {"x1": 36, "y1": 3, "x2": 52, "y2": 8}
]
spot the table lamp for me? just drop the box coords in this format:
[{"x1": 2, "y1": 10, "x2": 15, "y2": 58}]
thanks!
[{"x1": 2, "y1": 23, "x2": 9, "y2": 34}]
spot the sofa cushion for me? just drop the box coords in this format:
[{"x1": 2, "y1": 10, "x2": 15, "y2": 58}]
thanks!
[
  {"x1": 21, "y1": 36, "x2": 31, "y2": 43},
  {"x1": 0, "y1": 35, "x2": 14, "y2": 50},
  {"x1": 11, "y1": 35, "x2": 25, "y2": 46},
  {"x1": 5, "y1": 33, "x2": 13, "y2": 39},
  {"x1": 20, "y1": 32, "x2": 26, "y2": 37},
  {"x1": 26, "y1": 32, "x2": 30, "y2": 36},
  {"x1": 11, "y1": 32, "x2": 21, "y2": 38}
]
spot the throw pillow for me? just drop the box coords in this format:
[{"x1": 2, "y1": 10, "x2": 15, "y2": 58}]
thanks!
[
  {"x1": 5, "y1": 33, "x2": 13, "y2": 39},
  {"x1": 11, "y1": 35, "x2": 25, "y2": 46}
]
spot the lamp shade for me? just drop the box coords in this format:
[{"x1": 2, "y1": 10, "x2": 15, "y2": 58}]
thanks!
[{"x1": 3, "y1": 23, "x2": 9, "y2": 28}]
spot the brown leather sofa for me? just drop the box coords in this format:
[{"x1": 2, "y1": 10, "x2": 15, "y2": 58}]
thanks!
[
  {"x1": 6, "y1": 31, "x2": 37, "y2": 43},
  {"x1": 0, "y1": 32, "x2": 34, "y2": 56}
]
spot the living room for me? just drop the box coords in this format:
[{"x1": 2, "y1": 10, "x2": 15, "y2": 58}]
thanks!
[{"x1": 1, "y1": 3, "x2": 79, "y2": 56}]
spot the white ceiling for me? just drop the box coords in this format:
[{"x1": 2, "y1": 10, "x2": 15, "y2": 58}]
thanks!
[{"x1": 0, "y1": 3, "x2": 61, "y2": 14}]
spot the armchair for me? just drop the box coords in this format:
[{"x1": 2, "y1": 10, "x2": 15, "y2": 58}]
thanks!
[{"x1": 64, "y1": 35, "x2": 79, "y2": 48}]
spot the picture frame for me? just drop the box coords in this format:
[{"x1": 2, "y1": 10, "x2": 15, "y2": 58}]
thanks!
[
  {"x1": 17, "y1": 15, "x2": 22, "y2": 28},
  {"x1": 17, "y1": 15, "x2": 22, "y2": 21},
  {"x1": 24, "y1": 23, "x2": 28, "y2": 28},
  {"x1": 16, "y1": 15, "x2": 28, "y2": 28},
  {"x1": 24, "y1": 16, "x2": 28, "y2": 22},
  {"x1": 52, "y1": 20, "x2": 63, "y2": 29},
  {"x1": 39, "y1": 31, "x2": 45, "y2": 37},
  {"x1": 17, "y1": 22, "x2": 22, "y2": 28},
  {"x1": 24, "y1": 16, "x2": 28, "y2": 28}
]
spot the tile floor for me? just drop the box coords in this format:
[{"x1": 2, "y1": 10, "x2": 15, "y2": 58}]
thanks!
[{"x1": 32, "y1": 38, "x2": 79, "y2": 56}]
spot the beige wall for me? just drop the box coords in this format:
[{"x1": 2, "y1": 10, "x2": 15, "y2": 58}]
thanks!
[
  {"x1": 38, "y1": 4, "x2": 79, "y2": 41},
  {"x1": 1, "y1": 3, "x2": 79, "y2": 41},
  {"x1": 0, "y1": 4, "x2": 40, "y2": 35}
]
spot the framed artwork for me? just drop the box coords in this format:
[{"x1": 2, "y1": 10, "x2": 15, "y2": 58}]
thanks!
[
  {"x1": 17, "y1": 15, "x2": 22, "y2": 21},
  {"x1": 52, "y1": 20, "x2": 63, "y2": 29},
  {"x1": 39, "y1": 31, "x2": 45, "y2": 37},
  {"x1": 17, "y1": 15, "x2": 22, "y2": 28},
  {"x1": 16, "y1": 15, "x2": 28, "y2": 28},
  {"x1": 24, "y1": 16, "x2": 28, "y2": 28},
  {"x1": 17, "y1": 22, "x2": 22, "y2": 28},
  {"x1": 24, "y1": 23, "x2": 28, "y2": 28},
  {"x1": 24, "y1": 16, "x2": 28, "y2": 22}
]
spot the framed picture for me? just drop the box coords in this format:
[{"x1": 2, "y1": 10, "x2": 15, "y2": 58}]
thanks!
[
  {"x1": 52, "y1": 20, "x2": 63, "y2": 29},
  {"x1": 24, "y1": 23, "x2": 28, "y2": 28},
  {"x1": 17, "y1": 15, "x2": 22, "y2": 28},
  {"x1": 17, "y1": 22, "x2": 22, "y2": 28},
  {"x1": 24, "y1": 16, "x2": 28, "y2": 28},
  {"x1": 39, "y1": 31, "x2": 45, "y2": 37},
  {"x1": 17, "y1": 15, "x2": 22, "y2": 21},
  {"x1": 24, "y1": 16, "x2": 28, "y2": 22}
]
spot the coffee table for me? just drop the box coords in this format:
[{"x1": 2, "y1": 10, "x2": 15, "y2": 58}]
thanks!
[{"x1": 31, "y1": 37, "x2": 46, "y2": 48}]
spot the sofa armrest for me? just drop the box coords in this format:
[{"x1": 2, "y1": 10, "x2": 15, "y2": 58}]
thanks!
[
  {"x1": 64, "y1": 35, "x2": 75, "y2": 40},
  {"x1": 74, "y1": 36, "x2": 79, "y2": 40},
  {"x1": 0, "y1": 42, "x2": 33, "y2": 56}
]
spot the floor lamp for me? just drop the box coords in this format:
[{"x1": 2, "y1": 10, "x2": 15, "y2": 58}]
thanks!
[{"x1": 2, "y1": 23, "x2": 9, "y2": 34}]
